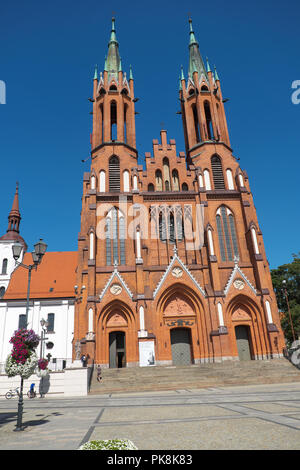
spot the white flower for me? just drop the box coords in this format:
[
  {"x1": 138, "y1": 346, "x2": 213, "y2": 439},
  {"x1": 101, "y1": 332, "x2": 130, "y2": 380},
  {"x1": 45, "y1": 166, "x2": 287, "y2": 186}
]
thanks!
[
  {"x1": 5, "y1": 351, "x2": 38, "y2": 379},
  {"x1": 78, "y1": 439, "x2": 138, "y2": 450}
]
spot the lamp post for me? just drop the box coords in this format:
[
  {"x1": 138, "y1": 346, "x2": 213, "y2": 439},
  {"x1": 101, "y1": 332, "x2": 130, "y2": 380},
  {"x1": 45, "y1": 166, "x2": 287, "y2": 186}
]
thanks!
[
  {"x1": 12, "y1": 239, "x2": 47, "y2": 432},
  {"x1": 282, "y1": 280, "x2": 296, "y2": 344},
  {"x1": 39, "y1": 318, "x2": 49, "y2": 398}
]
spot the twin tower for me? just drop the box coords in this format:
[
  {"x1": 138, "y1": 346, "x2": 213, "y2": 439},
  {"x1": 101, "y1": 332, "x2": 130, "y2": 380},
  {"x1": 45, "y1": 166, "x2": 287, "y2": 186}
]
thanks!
[{"x1": 73, "y1": 18, "x2": 284, "y2": 369}]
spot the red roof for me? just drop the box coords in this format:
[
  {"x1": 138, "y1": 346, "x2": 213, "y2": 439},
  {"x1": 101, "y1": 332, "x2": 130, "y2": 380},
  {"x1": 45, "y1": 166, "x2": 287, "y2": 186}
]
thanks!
[{"x1": 4, "y1": 251, "x2": 77, "y2": 300}]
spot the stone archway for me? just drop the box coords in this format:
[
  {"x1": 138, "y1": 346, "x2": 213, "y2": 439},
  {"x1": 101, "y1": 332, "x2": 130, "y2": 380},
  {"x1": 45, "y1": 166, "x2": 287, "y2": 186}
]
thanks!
[
  {"x1": 96, "y1": 301, "x2": 137, "y2": 367},
  {"x1": 228, "y1": 296, "x2": 267, "y2": 360}
]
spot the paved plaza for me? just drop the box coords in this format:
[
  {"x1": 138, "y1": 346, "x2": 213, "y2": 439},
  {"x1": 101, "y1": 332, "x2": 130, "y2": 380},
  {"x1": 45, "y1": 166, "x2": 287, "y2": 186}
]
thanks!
[{"x1": 0, "y1": 382, "x2": 300, "y2": 450}]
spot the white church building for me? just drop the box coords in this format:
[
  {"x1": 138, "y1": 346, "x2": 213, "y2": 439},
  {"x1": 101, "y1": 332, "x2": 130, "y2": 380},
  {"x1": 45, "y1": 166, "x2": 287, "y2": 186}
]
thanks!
[{"x1": 0, "y1": 185, "x2": 76, "y2": 373}]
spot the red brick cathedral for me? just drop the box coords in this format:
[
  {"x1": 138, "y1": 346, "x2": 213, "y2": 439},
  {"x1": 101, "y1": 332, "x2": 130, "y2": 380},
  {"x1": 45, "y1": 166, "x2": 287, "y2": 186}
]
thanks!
[{"x1": 73, "y1": 18, "x2": 285, "y2": 368}]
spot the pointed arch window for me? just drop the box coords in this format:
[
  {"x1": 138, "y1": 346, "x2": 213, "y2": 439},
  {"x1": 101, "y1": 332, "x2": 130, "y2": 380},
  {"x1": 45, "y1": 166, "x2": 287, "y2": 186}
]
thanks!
[
  {"x1": 172, "y1": 170, "x2": 180, "y2": 191},
  {"x1": 158, "y1": 206, "x2": 184, "y2": 244},
  {"x1": 216, "y1": 206, "x2": 239, "y2": 261},
  {"x1": 204, "y1": 101, "x2": 214, "y2": 140},
  {"x1": 105, "y1": 207, "x2": 126, "y2": 265},
  {"x1": 123, "y1": 170, "x2": 130, "y2": 192},
  {"x1": 211, "y1": 155, "x2": 225, "y2": 189},
  {"x1": 109, "y1": 156, "x2": 120, "y2": 192},
  {"x1": 0, "y1": 286, "x2": 5, "y2": 299},
  {"x1": 1, "y1": 259, "x2": 8, "y2": 275},
  {"x1": 163, "y1": 158, "x2": 171, "y2": 191},
  {"x1": 110, "y1": 101, "x2": 117, "y2": 140},
  {"x1": 155, "y1": 170, "x2": 163, "y2": 191},
  {"x1": 192, "y1": 104, "x2": 200, "y2": 143}
]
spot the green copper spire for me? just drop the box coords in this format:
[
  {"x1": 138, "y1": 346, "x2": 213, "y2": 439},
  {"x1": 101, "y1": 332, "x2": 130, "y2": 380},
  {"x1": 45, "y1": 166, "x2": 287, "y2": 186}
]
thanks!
[
  {"x1": 118, "y1": 57, "x2": 122, "y2": 72},
  {"x1": 109, "y1": 17, "x2": 118, "y2": 44},
  {"x1": 179, "y1": 75, "x2": 182, "y2": 91},
  {"x1": 188, "y1": 17, "x2": 198, "y2": 46},
  {"x1": 106, "y1": 17, "x2": 121, "y2": 80},
  {"x1": 188, "y1": 18, "x2": 208, "y2": 81},
  {"x1": 214, "y1": 65, "x2": 220, "y2": 81},
  {"x1": 129, "y1": 64, "x2": 133, "y2": 80},
  {"x1": 206, "y1": 57, "x2": 211, "y2": 73},
  {"x1": 180, "y1": 65, "x2": 185, "y2": 81},
  {"x1": 94, "y1": 64, "x2": 98, "y2": 80}
]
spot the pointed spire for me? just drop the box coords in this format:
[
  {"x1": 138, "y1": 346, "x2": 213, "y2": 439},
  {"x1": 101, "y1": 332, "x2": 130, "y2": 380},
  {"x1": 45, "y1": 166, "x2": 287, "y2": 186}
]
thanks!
[
  {"x1": 93, "y1": 64, "x2": 98, "y2": 80},
  {"x1": 109, "y1": 16, "x2": 118, "y2": 44},
  {"x1": 214, "y1": 65, "x2": 220, "y2": 81},
  {"x1": 0, "y1": 182, "x2": 27, "y2": 249},
  {"x1": 129, "y1": 64, "x2": 133, "y2": 80},
  {"x1": 180, "y1": 65, "x2": 185, "y2": 81},
  {"x1": 206, "y1": 57, "x2": 211, "y2": 73},
  {"x1": 7, "y1": 182, "x2": 21, "y2": 233},
  {"x1": 179, "y1": 75, "x2": 182, "y2": 91},
  {"x1": 188, "y1": 17, "x2": 198, "y2": 46},
  {"x1": 106, "y1": 16, "x2": 121, "y2": 80},
  {"x1": 188, "y1": 17, "x2": 208, "y2": 81},
  {"x1": 118, "y1": 57, "x2": 122, "y2": 72}
]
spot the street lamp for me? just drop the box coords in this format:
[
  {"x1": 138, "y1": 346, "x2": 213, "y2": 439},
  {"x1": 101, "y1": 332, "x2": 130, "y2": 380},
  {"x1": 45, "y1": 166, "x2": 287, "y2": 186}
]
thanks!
[
  {"x1": 12, "y1": 239, "x2": 47, "y2": 432},
  {"x1": 282, "y1": 280, "x2": 296, "y2": 343},
  {"x1": 39, "y1": 318, "x2": 49, "y2": 398},
  {"x1": 12, "y1": 239, "x2": 47, "y2": 326}
]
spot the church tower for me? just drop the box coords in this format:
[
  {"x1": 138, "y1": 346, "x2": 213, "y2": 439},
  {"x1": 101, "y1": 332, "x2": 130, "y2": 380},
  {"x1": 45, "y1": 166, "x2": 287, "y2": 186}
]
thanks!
[
  {"x1": 73, "y1": 18, "x2": 285, "y2": 368},
  {"x1": 0, "y1": 183, "x2": 27, "y2": 297}
]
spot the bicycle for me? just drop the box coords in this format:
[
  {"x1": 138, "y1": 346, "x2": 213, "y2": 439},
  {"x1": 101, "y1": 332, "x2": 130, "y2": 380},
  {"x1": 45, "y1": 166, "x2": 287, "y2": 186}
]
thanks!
[
  {"x1": 27, "y1": 383, "x2": 36, "y2": 399},
  {"x1": 5, "y1": 385, "x2": 37, "y2": 399},
  {"x1": 5, "y1": 387, "x2": 20, "y2": 399}
]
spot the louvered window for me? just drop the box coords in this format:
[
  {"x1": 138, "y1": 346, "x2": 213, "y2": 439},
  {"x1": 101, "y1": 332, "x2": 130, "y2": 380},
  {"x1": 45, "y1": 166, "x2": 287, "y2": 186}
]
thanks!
[
  {"x1": 211, "y1": 155, "x2": 225, "y2": 189},
  {"x1": 109, "y1": 156, "x2": 120, "y2": 192}
]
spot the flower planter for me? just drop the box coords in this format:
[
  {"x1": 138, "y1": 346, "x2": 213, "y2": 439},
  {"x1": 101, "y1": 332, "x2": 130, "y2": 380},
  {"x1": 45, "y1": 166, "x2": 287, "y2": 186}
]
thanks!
[{"x1": 78, "y1": 439, "x2": 138, "y2": 450}]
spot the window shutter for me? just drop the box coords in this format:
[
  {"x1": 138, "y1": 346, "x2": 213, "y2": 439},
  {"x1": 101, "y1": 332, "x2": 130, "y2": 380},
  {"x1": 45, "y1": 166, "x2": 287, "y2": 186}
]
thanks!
[{"x1": 211, "y1": 155, "x2": 225, "y2": 189}]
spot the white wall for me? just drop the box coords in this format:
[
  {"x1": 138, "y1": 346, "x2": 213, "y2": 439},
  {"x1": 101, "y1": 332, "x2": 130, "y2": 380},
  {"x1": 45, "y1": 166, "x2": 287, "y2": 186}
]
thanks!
[
  {"x1": 0, "y1": 240, "x2": 24, "y2": 293},
  {"x1": 0, "y1": 366, "x2": 88, "y2": 398},
  {"x1": 0, "y1": 299, "x2": 74, "y2": 372}
]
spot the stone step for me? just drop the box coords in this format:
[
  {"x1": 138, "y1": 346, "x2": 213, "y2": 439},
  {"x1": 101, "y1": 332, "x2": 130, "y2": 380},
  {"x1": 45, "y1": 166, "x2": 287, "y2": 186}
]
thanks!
[{"x1": 89, "y1": 358, "x2": 300, "y2": 394}]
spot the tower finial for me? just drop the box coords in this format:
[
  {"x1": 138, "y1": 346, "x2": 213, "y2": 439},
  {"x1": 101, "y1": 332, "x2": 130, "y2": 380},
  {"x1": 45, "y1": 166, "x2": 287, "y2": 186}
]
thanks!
[
  {"x1": 93, "y1": 64, "x2": 98, "y2": 80},
  {"x1": 180, "y1": 65, "x2": 185, "y2": 81},
  {"x1": 129, "y1": 64, "x2": 133, "y2": 80},
  {"x1": 206, "y1": 57, "x2": 211, "y2": 73},
  {"x1": 214, "y1": 65, "x2": 220, "y2": 81}
]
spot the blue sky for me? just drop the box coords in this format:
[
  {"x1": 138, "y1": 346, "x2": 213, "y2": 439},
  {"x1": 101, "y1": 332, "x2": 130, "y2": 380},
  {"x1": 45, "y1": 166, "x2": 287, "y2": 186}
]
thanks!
[{"x1": 0, "y1": 0, "x2": 299, "y2": 269}]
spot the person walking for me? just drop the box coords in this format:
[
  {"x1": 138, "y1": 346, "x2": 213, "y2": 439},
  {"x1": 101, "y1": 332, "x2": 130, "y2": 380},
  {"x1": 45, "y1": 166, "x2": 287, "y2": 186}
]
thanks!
[{"x1": 96, "y1": 364, "x2": 102, "y2": 382}]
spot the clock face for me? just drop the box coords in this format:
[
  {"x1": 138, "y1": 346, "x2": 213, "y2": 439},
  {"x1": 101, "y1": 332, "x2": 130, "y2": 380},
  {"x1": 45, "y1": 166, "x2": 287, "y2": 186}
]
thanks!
[{"x1": 233, "y1": 279, "x2": 245, "y2": 290}]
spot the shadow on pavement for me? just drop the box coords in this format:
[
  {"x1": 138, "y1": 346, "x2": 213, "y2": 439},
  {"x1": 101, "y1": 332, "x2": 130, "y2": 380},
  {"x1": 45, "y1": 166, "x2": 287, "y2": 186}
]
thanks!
[{"x1": 0, "y1": 412, "x2": 17, "y2": 427}]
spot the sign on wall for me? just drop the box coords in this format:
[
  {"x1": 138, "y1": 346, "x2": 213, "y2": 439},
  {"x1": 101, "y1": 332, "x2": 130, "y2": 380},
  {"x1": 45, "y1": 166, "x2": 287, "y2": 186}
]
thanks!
[{"x1": 139, "y1": 340, "x2": 155, "y2": 367}]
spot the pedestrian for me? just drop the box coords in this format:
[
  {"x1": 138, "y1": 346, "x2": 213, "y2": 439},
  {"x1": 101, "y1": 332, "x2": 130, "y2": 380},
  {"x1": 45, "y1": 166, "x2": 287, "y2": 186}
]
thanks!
[
  {"x1": 80, "y1": 354, "x2": 86, "y2": 367},
  {"x1": 96, "y1": 364, "x2": 102, "y2": 382}
]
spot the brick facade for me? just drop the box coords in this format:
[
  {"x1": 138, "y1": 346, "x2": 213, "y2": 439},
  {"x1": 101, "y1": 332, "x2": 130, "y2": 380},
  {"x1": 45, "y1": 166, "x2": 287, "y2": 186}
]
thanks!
[{"x1": 73, "y1": 18, "x2": 285, "y2": 368}]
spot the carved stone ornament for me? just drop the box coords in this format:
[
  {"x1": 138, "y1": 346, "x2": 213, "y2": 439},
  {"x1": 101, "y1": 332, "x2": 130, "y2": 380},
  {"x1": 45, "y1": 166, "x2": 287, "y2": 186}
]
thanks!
[
  {"x1": 233, "y1": 278, "x2": 245, "y2": 290},
  {"x1": 110, "y1": 284, "x2": 122, "y2": 295},
  {"x1": 86, "y1": 332, "x2": 95, "y2": 341},
  {"x1": 172, "y1": 267, "x2": 183, "y2": 278}
]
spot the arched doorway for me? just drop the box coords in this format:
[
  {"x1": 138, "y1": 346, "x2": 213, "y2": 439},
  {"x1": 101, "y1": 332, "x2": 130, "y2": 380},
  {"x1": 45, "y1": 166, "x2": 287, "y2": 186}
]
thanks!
[
  {"x1": 109, "y1": 331, "x2": 126, "y2": 368},
  {"x1": 170, "y1": 328, "x2": 192, "y2": 365},
  {"x1": 235, "y1": 325, "x2": 252, "y2": 361}
]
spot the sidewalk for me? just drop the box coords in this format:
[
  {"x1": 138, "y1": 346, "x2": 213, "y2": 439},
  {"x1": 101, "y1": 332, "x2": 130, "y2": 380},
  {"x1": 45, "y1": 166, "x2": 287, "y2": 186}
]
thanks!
[{"x1": 1, "y1": 383, "x2": 300, "y2": 450}]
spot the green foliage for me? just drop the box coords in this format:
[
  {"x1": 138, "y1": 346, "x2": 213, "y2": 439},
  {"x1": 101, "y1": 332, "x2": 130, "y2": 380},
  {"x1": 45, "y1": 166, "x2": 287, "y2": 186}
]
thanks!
[{"x1": 271, "y1": 252, "x2": 300, "y2": 345}]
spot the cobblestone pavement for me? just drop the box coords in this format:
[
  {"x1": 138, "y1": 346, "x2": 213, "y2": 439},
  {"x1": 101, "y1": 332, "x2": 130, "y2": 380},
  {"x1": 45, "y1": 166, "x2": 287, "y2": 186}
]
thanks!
[{"x1": 0, "y1": 382, "x2": 300, "y2": 450}]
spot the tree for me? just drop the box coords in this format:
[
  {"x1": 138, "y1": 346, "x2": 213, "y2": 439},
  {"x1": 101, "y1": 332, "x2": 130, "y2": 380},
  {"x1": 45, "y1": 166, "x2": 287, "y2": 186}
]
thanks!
[{"x1": 271, "y1": 252, "x2": 300, "y2": 346}]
